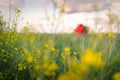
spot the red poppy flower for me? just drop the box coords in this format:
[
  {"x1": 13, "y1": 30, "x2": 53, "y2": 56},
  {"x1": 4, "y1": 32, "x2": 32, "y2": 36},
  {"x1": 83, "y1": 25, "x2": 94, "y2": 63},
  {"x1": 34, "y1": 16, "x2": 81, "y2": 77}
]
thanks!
[{"x1": 75, "y1": 24, "x2": 84, "y2": 35}]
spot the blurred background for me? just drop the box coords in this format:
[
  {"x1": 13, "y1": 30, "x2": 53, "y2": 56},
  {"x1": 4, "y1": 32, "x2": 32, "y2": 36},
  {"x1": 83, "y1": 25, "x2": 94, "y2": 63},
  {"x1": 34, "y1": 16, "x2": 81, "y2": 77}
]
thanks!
[{"x1": 0, "y1": 0, "x2": 120, "y2": 33}]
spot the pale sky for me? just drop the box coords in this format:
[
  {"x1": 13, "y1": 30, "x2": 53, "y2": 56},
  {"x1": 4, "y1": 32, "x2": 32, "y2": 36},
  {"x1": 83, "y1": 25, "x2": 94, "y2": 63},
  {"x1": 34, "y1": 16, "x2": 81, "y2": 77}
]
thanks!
[{"x1": 0, "y1": 0, "x2": 120, "y2": 33}]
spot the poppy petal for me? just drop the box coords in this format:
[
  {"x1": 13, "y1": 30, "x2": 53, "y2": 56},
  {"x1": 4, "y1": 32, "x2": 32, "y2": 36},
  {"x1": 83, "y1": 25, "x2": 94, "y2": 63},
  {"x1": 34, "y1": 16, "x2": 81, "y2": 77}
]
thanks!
[{"x1": 75, "y1": 24, "x2": 84, "y2": 35}]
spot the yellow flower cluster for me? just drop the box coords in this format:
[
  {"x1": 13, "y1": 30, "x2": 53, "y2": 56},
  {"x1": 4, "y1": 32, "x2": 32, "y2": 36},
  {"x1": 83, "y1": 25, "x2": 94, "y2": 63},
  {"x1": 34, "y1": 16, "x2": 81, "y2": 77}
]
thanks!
[
  {"x1": 61, "y1": 47, "x2": 71, "y2": 59},
  {"x1": 48, "y1": 63, "x2": 58, "y2": 71},
  {"x1": 58, "y1": 72, "x2": 82, "y2": 80},
  {"x1": 70, "y1": 59, "x2": 88, "y2": 73},
  {"x1": 51, "y1": 47, "x2": 56, "y2": 52},
  {"x1": 64, "y1": 47, "x2": 71, "y2": 55},
  {"x1": 113, "y1": 72, "x2": 120, "y2": 80},
  {"x1": 107, "y1": 32, "x2": 115, "y2": 38},
  {"x1": 18, "y1": 64, "x2": 26, "y2": 71},
  {"x1": 80, "y1": 49, "x2": 105, "y2": 68},
  {"x1": 44, "y1": 63, "x2": 58, "y2": 76},
  {"x1": 27, "y1": 55, "x2": 33, "y2": 62},
  {"x1": 23, "y1": 48, "x2": 29, "y2": 54},
  {"x1": 33, "y1": 64, "x2": 41, "y2": 71}
]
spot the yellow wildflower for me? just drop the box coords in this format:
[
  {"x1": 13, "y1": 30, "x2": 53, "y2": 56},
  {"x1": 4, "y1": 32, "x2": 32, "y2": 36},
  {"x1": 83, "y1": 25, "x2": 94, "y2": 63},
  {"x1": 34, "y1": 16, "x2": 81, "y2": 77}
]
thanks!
[
  {"x1": 64, "y1": 47, "x2": 71, "y2": 55},
  {"x1": 36, "y1": 77, "x2": 42, "y2": 80},
  {"x1": 70, "y1": 59, "x2": 88, "y2": 73},
  {"x1": 107, "y1": 32, "x2": 115, "y2": 38},
  {"x1": 44, "y1": 43, "x2": 48, "y2": 48},
  {"x1": 80, "y1": 49, "x2": 105, "y2": 68},
  {"x1": 43, "y1": 62, "x2": 49, "y2": 69},
  {"x1": 79, "y1": 64, "x2": 88, "y2": 73},
  {"x1": 23, "y1": 48, "x2": 28, "y2": 54},
  {"x1": 18, "y1": 64, "x2": 23, "y2": 71},
  {"x1": 48, "y1": 63, "x2": 58, "y2": 71},
  {"x1": 57, "y1": 73, "x2": 68, "y2": 80},
  {"x1": 113, "y1": 72, "x2": 120, "y2": 80},
  {"x1": 14, "y1": 48, "x2": 18, "y2": 51},
  {"x1": 64, "y1": 47, "x2": 70, "y2": 52},
  {"x1": 34, "y1": 64, "x2": 41, "y2": 71},
  {"x1": 58, "y1": 72, "x2": 82, "y2": 80},
  {"x1": 44, "y1": 70, "x2": 51, "y2": 76},
  {"x1": 18, "y1": 64, "x2": 26, "y2": 71},
  {"x1": 27, "y1": 55, "x2": 33, "y2": 62},
  {"x1": 42, "y1": 57, "x2": 49, "y2": 63},
  {"x1": 30, "y1": 38, "x2": 34, "y2": 43},
  {"x1": 98, "y1": 33, "x2": 103, "y2": 39},
  {"x1": 61, "y1": 53, "x2": 66, "y2": 59},
  {"x1": 44, "y1": 63, "x2": 58, "y2": 76},
  {"x1": 51, "y1": 47, "x2": 56, "y2": 52}
]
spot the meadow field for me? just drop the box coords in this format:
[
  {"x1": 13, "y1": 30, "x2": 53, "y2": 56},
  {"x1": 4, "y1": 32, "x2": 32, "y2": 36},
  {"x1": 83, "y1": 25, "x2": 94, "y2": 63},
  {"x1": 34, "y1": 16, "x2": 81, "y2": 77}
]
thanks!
[
  {"x1": 0, "y1": 7, "x2": 120, "y2": 80},
  {"x1": 0, "y1": 30, "x2": 120, "y2": 80}
]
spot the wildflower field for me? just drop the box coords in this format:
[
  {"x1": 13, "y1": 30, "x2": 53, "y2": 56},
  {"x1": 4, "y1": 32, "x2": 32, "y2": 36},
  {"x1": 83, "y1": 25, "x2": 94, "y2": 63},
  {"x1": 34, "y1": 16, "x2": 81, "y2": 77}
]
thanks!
[
  {"x1": 0, "y1": 6, "x2": 120, "y2": 80},
  {"x1": 0, "y1": 29, "x2": 120, "y2": 80}
]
